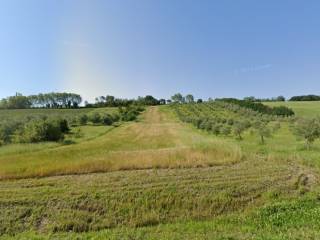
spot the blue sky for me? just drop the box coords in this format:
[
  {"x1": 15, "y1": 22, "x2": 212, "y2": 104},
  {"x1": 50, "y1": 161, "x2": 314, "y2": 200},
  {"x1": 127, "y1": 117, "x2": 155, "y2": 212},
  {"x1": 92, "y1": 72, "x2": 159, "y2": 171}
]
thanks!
[{"x1": 1, "y1": 0, "x2": 320, "y2": 102}]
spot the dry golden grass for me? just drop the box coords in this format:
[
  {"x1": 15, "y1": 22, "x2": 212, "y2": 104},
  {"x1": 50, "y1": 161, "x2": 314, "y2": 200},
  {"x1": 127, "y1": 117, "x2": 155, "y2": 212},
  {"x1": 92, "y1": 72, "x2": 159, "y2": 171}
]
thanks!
[{"x1": 0, "y1": 107, "x2": 243, "y2": 179}]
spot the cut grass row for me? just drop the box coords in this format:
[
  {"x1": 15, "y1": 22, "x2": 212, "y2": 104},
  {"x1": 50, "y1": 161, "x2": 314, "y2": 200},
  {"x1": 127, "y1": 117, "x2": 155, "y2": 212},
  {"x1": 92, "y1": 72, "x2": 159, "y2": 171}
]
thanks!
[
  {"x1": 1, "y1": 104, "x2": 320, "y2": 238},
  {"x1": 0, "y1": 157, "x2": 303, "y2": 236},
  {"x1": 6, "y1": 198, "x2": 320, "y2": 240}
]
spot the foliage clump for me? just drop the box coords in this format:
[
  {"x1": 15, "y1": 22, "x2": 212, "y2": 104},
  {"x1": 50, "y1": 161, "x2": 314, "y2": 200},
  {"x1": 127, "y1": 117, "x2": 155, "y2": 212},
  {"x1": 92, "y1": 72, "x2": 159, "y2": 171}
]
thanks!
[
  {"x1": 292, "y1": 118, "x2": 320, "y2": 149},
  {"x1": 171, "y1": 101, "x2": 282, "y2": 143},
  {"x1": 216, "y1": 98, "x2": 294, "y2": 117},
  {"x1": 17, "y1": 118, "x2": 67, "y2": 143},
  {"x1": 0, "y1": 106, "x2": 144, "y2": 146}
]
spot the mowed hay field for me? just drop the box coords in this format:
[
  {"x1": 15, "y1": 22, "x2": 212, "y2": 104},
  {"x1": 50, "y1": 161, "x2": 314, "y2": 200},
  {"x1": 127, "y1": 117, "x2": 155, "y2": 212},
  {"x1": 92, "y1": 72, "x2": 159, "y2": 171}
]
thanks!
[{"x1": 1, "y1": 105, "x2": 320, "y2": 239}]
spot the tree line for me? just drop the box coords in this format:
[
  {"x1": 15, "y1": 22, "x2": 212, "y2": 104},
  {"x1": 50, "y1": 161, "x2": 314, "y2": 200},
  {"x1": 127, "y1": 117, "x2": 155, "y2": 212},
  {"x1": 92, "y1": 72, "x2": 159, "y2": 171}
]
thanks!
[
  {"x1": 89, "y1": 95, "x2": 165, "y2": 108},
  {"x1": 289, "y1": 95, "x2": 320, "y2": 101},
  {"x1": 0, "y1": 93, "x2": 82, "y2": 109},
  {"x1": 215, "y1": 98, "x2": 294, "y2": 117},
  {"x1": 170, "y1": 93, "x2": 203, "y2": 103},
  {"x1": 243, "y1": 96, "x2": 286, "y2": 102},
  {"x1": 3, "y1": 92, "x2": 319, "y2": 110},
  {"x1": 241, "y1": 95, "x2": 320, "y2": 102}
]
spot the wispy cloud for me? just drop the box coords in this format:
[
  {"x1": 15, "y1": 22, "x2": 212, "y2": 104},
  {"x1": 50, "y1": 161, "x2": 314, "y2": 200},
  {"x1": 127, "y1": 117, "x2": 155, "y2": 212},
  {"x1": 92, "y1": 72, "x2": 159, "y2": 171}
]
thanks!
[{"x1": 234, "y1": 64, "x2": 272, "y2": 75}]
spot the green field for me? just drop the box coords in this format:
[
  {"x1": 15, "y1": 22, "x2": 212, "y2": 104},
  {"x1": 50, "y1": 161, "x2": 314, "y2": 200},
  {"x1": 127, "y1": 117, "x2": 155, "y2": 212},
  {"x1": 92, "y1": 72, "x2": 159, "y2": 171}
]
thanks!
[
  {"x1": 1, "y1": 103, "x2": 320, "y2": 239},
  {"x1": 264, "y1": 101, "x2": 320, "y2": 118}
]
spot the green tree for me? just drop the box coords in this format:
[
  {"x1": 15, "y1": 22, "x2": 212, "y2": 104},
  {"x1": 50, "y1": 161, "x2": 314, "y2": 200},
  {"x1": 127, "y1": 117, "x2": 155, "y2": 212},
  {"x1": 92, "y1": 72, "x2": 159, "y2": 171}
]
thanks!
[
  {"x1": 78, "y1": 114, "x2": 88, "y2": 125},
  {"x1": 233, "y1": 121, "x2": 249, "y2": 140},
  {"x1": 185, "y1": 94, "x2": 194, "y2": 103},
  {"x1": 171, "y1": 93, "x2": 184, "y2": 103},
  {"x1": 4, "y1": 93, "x2": 31, "y2": 109},
  {"x1": 253, "y1": 120, "x2": 272, "y2": 144},
  {"x1": 159, "y1": 99, "x2": 166, "y2": 105},
  {"x1": 89, "y1": 112, "x2": 102, "y2": 124},
  {"x1": 276, "y1": 96, "x2": 286, "y2": 101},
  {"x1": 292, "y1": 118, "x2": 320, "y2": 149},
  {"x1": 18, "y1": 119, "x2": 64, "y2": 143},
  {"x1": 143, "y1": 95, "x2": 159, "y2": 105},
  {"x1": 106, "y1": 95, "x2": 115, "y2": 106},
  {"x1": 102, "y1": 114, "x2": 114, "y2": 125}
]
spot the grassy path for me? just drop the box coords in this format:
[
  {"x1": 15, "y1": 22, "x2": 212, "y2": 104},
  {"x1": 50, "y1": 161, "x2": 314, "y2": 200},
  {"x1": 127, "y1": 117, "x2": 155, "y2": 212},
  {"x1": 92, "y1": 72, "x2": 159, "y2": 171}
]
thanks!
[{"x1": 0, "y1": 106, "x2": 241, "y2": 179}]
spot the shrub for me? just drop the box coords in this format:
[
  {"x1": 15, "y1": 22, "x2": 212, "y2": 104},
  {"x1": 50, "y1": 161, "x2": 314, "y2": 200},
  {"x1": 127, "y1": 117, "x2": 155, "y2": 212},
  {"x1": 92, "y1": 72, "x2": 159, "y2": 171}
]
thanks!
[
  {"x1": 122, "y1": 111, "x2": 137, "y2": 121},
  {"x1": 18, "y1": 119, "x2": 64, "y2": 143},
  {"x1": 119, "y1": 106, "x2": 141, "y2": 121},
  {"x1": 227, "y1": 119, "x2": 234, "y2": 126},
  {"x1": 252, "y1": 120, "x2": 272, "y2": 144},
  {"x1": 46, "y1": 120, "x2": 65, "y2": 141},
  {"x1": 89, "y1": 112, "x2": 102, "y2": 124},
  {"x1": 111, "y1": 113, "x2": 120, "y2": 122},
  {"x1": 57, "y1": 119, "x2": 70, "y2": 133},
  {"x1": 102, "y1": 114, "x2": 114, "y2": 125},
  {"x1": 292, "y1": 118, "x2": 320, "y2": 149},
  {"x1": 222, "y1": 126, "x2": 232, "y2": 136},
  {"x1": 0, "y1": 121, "x2": 22, "y2": 143},
  {"x1": 78, "y1": 114, "x2": 88, "y2": 125},
  {"x1": 233, "y1": 121, "x2": 249, "y2": 140}
]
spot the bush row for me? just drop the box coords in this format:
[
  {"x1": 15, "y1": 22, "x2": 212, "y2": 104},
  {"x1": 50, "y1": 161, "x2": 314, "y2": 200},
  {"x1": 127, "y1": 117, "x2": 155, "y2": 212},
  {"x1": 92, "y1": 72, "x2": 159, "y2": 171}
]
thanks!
[
  {"x1": 0, "y1": 106, "x2": 144, "y2": 145},
  {"x1": 171, "y1": 102, "x2": 278, "y2": 142},
  {"x1": 216, "y1": 98, "x2": 295, "y2": 117},
  {"x1": 77, "y1": 106, "x2": 144, "y2": 126},
  {"x1": 0, "y1": 118, "x2": 69, "y2": 145}
]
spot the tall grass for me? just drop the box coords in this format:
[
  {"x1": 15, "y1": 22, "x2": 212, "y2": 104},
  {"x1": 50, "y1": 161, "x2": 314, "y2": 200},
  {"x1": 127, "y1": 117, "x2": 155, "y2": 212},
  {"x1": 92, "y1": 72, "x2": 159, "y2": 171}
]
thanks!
[{"x1": 0, "y1": 107, "x2": 243, "y2": 180}]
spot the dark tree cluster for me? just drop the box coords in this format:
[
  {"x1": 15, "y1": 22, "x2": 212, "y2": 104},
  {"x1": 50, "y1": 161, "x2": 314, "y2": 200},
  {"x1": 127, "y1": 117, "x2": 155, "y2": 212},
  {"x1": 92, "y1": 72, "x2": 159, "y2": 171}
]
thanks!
[
  {"x1": 216, "y1": 98, "x2": 294, "y2": 117},
  {"x1": 289, "y1": 95, "x2": 320, "y2": 101},
  {"x1": 90, "y1": 95, "x2": 163, "y2": 108},
  {"x1": 0, "y1": 93, "x2": 31, "y2": 109},
  {"x1": 245, "y1": 96, "x2": 286, "y2": 102},
  {"x1": 0, "y1": 117, "x2": 70, "y2": 145},
  {"x1": 0, "y1": 93, "x2": 82, "y2": 109},
  {"x1": 170, "y1": 93, "x2": 202, "y2": 104}
]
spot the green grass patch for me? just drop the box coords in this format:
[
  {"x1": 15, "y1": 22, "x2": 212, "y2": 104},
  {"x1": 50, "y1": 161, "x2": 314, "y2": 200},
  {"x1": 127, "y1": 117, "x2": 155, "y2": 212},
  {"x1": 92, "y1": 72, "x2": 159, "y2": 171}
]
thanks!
[{"x1": 264, "y1": 101, "x2": 320, "y2": 118}]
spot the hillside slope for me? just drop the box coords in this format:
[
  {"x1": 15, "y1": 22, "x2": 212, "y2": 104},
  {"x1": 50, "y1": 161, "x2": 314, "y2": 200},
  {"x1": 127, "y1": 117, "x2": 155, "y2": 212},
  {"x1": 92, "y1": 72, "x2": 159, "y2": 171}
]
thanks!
[
  {"x1": 0, "y1": 106, "x2": 319, "y2": 239},
  {"x1": 0, "y1": 107, "x2": 241, "y2": 179}
]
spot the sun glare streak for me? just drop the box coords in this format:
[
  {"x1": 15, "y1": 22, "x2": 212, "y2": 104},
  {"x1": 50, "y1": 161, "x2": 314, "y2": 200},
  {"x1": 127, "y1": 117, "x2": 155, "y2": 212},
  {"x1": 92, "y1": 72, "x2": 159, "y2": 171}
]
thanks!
[{"x1": 58, "y1": 1, "x2": 109, "y2": 103}]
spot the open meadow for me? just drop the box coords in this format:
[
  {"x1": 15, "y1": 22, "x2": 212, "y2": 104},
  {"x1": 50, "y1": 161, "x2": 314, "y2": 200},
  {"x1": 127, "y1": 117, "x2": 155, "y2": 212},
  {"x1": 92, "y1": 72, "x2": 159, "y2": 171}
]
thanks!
[
  {"x1": 1, "y1": 101, "x2": 320, "y2": 239},
  {"x1": 2, "y1": 1, "x2": 320, "y2": 238},
  {"x1": 264, "y1": 101, "x2": 320, "y2": 118}
]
